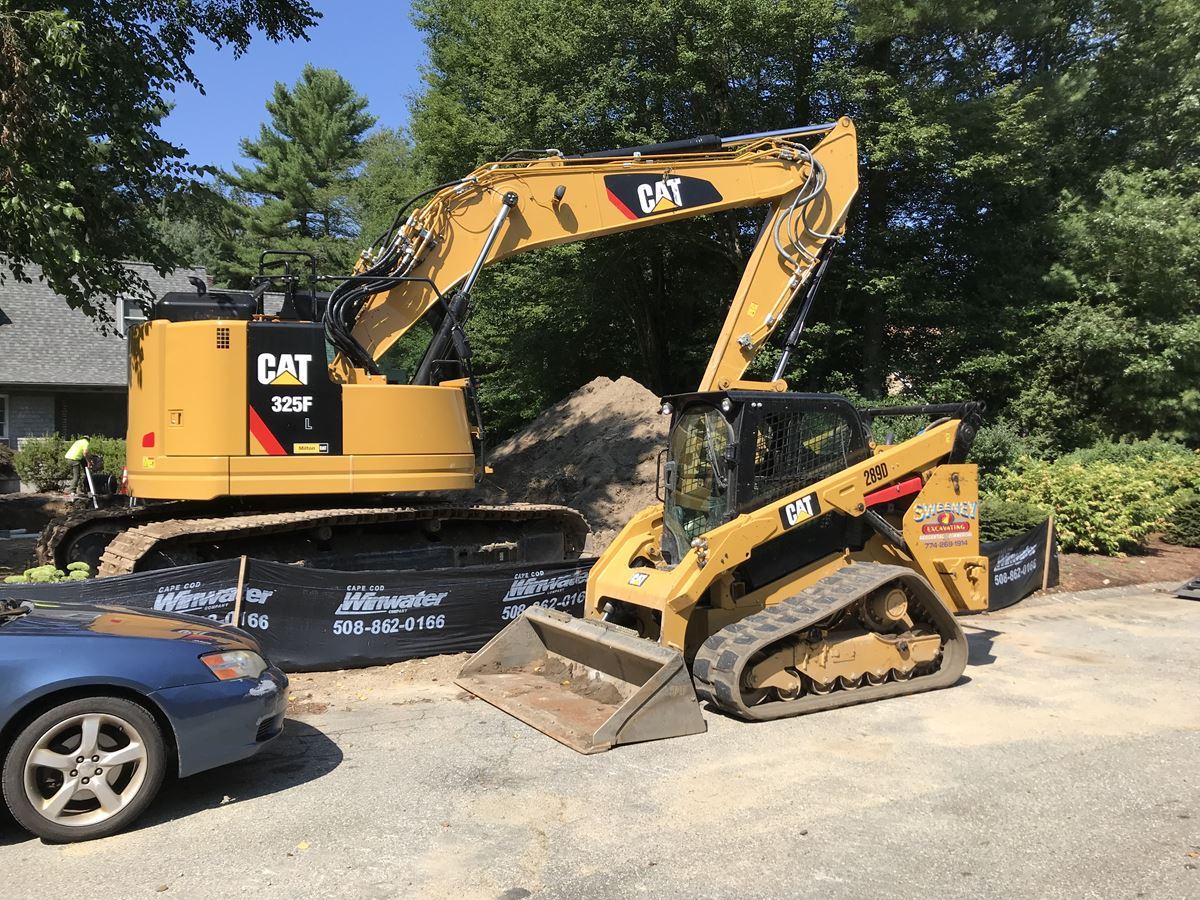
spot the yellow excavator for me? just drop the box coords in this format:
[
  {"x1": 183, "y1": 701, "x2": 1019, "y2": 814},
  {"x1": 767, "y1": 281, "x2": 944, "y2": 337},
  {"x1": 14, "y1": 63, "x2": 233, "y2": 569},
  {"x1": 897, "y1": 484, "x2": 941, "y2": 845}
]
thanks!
[{"x1": 42, "y1": 117, "x2": 864, "y2": 577}]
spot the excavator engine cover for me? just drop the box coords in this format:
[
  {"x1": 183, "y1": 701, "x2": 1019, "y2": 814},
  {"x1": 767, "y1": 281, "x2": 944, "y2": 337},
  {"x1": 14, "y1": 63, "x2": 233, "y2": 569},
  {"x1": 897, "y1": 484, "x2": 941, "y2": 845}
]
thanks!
[{"x1": 456, "y1": 606, "x2": 706, "y2": 753}]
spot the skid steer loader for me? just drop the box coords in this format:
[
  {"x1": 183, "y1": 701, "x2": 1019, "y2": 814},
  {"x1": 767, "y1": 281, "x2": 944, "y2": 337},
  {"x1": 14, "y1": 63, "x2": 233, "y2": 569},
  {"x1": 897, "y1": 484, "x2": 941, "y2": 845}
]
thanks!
[{"x1": 458, "y1": 396, "x2": 989, "y2": 753}]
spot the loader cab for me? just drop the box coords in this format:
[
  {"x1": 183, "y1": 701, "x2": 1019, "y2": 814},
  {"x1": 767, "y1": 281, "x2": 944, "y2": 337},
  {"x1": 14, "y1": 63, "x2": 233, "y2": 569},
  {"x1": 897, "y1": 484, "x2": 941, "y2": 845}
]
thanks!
[{"x1": 660, "y1": 391, "x2": 871, "y2": 564}]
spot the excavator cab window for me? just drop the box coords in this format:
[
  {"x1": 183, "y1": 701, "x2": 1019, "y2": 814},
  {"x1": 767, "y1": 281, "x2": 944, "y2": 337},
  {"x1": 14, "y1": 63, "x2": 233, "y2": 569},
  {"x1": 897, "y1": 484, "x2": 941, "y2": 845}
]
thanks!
[{"x1": 662, "y1": 404, "x2": 735, "y2": 563}]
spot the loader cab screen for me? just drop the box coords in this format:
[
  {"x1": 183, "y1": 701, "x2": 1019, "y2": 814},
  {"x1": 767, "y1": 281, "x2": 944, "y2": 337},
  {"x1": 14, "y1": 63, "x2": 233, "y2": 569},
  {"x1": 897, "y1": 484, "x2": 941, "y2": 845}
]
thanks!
[{"x1": 662, "y1": 404, "x2": 734, "y2": 564}]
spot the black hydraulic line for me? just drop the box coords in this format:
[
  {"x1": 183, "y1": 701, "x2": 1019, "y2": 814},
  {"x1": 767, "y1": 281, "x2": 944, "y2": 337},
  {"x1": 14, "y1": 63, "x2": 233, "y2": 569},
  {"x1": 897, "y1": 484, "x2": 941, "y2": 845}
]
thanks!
[
  {"x1": 861, "y1": 508, "x2": 907, "y2": 552},
  {"x1": 569, "y1": 134, "x2": 722, "y2": 160},
  {"x1": 771, "y1": 243, "x2": 836, "y2": 382},
  {"x1": 413, "y1": 192, "x2": 518, "y2": 385}
]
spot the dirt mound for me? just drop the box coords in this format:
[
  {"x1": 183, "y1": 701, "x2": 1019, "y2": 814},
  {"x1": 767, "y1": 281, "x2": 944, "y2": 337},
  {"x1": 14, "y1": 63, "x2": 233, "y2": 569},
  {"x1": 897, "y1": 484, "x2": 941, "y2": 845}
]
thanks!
[{"x1": 477, "y1": 377, "x2": 667, "y2": 551}]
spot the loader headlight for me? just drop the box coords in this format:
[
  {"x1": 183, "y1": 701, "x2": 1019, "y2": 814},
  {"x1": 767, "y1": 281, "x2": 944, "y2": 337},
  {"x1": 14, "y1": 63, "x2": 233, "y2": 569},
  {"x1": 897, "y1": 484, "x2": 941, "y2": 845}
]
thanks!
[
  {"x1": 201, "y1": 650, "x2": 267, "y2": 681},
  {"x1": 720, "y1": 398, "x2": 733, "y2": 413},
  {"x1": 660, "y1": 402, "x2": 673, "y2": 417}
]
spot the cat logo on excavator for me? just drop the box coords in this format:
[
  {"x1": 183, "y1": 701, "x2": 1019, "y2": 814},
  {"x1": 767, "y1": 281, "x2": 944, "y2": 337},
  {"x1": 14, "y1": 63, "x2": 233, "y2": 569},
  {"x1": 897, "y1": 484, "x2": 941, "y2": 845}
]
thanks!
[
  {"x1": 256, "y1": 353, "x2": 312, "y2": 386},
  {"x1": 604, "y1": 173, "x2": 723, "y2": 220}
]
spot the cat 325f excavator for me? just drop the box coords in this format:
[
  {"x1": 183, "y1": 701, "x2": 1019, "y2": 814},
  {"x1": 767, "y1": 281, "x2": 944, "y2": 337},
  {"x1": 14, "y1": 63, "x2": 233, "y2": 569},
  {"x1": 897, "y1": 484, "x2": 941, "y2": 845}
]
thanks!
[
  {"x1": 454, "y1": 119, "x2": 992, "y2": 752},
  {"x1": 44, "y1": 116, "x2": 873, "y2": 578}
]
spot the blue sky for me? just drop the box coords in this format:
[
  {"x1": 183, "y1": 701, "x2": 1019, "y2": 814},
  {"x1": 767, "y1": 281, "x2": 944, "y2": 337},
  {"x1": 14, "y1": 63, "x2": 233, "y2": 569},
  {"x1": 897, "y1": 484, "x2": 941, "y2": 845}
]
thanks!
[{"x1": 159, "y1": 1, "x2": 426, "y2": 171}]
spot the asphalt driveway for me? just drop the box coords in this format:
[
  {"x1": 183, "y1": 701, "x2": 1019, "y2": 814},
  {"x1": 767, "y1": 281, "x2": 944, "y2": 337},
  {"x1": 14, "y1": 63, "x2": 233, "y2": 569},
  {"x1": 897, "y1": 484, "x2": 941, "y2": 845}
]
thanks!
[{"x1": 2, "y1": 583, "x2": 1197, "y2": 899}]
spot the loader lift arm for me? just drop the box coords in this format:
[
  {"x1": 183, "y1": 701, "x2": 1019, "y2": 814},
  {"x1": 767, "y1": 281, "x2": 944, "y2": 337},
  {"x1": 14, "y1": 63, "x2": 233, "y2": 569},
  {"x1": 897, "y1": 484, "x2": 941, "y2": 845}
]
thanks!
[{"x1": 325, "y1": 118, "x2": 859, "y2": 393}]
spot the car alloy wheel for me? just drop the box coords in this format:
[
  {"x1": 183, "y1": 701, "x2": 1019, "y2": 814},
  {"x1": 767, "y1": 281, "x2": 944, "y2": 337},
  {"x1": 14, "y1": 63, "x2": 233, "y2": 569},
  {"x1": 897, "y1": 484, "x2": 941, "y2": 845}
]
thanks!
[
  {"x1": 23, "y1": 712, "x2": 149, "y2": 827},
  {"x1": 2, "y1": 696, "x2": 166, "y2": 842}
]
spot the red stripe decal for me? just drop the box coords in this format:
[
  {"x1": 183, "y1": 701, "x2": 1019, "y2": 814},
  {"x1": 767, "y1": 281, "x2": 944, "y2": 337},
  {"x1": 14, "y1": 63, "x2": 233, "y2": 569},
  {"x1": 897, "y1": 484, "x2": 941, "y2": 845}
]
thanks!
[
  {"x1": 606, "y1": 188, "x2": 639, "y2": 220},
  {"x1": 863, "y1": 475, "x2": 923, "y2": 508},
  {"x1": 248, "y1": 405, "x2": 287, "y2": 456}
]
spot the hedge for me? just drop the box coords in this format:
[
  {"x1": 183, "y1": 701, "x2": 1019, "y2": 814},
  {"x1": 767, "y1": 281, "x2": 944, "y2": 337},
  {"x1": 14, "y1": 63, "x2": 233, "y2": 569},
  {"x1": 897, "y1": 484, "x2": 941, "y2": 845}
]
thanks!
[
  {"x1": 978, "y1": 498, "x2": 1049, "y2": 542},
  {"x1": 1164, "y1": 495, "x2": 1200, "y2": 548},
  {"x1": 13, "y1": 435, "x2": 127, "y2": 492},
  {"x1": 985, "y1": 450, "x2": 1200, "y2": 554},
  {"x1": 0, "y1": 443, "x2": 15, "y2": 479}
]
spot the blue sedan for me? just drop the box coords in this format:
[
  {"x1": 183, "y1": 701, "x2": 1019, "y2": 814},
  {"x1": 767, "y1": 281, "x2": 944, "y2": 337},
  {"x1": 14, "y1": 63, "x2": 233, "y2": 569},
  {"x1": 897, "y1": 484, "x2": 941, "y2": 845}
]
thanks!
[{"x1": 0, "y1": 598, "x2": 288, "y2": 842}]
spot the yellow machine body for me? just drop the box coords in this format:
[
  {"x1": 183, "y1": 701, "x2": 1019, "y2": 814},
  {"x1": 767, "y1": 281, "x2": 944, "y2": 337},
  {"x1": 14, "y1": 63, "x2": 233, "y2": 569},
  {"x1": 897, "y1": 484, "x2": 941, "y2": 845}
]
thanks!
[
  {"x1": 458, "y1": 396, "x2": 990, "y2": 753},
  {"x1": 126, "y1": 319, "x2": 476, "y2": 500},
  {"x1": 125, "y1": 119, "x2": 859, "y2": 503}
]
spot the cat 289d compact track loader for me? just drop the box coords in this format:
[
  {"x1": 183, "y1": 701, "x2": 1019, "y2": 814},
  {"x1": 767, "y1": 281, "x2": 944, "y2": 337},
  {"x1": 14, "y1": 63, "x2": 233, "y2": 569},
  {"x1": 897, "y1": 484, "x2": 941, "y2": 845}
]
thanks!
[
  {"x1": 456, "y1": 117, "x2": 993, "y2": 752},
  {"x1": 458, "y1": 398, "x2": 988, "y2": 752}
]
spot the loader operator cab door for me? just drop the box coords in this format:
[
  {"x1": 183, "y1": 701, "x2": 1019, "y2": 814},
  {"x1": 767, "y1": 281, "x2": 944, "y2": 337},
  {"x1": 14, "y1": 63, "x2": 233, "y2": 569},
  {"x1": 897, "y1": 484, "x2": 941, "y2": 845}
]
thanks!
[
  {"x1": 662, "y1": 403, "x2": 735, "y2": 564},
  {"x1": 661, "y1": 392, "x2": 872, "y2": 566}
]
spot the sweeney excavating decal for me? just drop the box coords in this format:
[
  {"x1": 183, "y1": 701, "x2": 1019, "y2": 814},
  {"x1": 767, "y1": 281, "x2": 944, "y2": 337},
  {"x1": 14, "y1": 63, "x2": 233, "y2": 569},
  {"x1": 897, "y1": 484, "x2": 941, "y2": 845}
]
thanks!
[
  {"x1": 604, "y1": 173, "x2": 723, "y2": 220},
  {"x1": 913, "y1": 500, "x2": 978, "y2": 548}
]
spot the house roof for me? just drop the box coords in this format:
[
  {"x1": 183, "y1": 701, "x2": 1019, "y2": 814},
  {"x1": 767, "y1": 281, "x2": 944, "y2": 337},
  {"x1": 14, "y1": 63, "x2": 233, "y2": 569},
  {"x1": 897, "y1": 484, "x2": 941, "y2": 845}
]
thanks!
[{"x1": 0, "y1": 262, "x2": 208, "y2": 388}]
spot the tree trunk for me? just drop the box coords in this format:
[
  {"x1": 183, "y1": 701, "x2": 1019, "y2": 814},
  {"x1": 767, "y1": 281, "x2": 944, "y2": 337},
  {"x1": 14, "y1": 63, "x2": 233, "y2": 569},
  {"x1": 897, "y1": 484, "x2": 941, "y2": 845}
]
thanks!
[{"x1": 858, "y1": 38, "x2": 893, "y2": 399}]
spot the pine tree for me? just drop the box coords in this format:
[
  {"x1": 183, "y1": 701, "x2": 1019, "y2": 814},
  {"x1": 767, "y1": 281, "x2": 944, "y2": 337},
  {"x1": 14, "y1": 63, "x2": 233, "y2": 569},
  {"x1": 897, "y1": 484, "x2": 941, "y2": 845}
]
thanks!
[{"x1": 218, "y1": 65, "x2": 376, "y2": 284}]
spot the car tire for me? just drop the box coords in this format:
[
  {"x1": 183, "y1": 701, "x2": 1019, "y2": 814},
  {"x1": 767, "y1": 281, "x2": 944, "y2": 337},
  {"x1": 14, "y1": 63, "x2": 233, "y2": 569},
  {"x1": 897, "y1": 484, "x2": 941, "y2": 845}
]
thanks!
[{"x1": 2, "y1": 696, "x2": 167, "y2": 842}]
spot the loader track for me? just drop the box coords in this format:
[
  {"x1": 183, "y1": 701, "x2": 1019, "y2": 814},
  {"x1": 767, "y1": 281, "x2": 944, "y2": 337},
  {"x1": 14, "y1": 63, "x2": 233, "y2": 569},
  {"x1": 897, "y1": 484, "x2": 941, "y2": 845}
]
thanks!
[{"x1": 691, "y1": 562, "x2": 967, "y2": 721}]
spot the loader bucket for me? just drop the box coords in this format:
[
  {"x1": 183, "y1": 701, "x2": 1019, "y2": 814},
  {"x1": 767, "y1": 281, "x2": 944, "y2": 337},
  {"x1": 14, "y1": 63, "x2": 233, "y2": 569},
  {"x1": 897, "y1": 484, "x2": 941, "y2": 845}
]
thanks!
[{"x1": 456, "y1": 606, "x2": 707, "y2": 754}]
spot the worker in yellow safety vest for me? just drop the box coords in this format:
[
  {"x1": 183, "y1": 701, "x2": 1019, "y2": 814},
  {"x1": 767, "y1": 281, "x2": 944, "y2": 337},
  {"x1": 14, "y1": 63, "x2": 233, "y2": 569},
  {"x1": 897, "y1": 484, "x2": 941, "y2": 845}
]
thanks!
[{"x1": 64, "y1": 437, "x2": 89, "y2": 496}]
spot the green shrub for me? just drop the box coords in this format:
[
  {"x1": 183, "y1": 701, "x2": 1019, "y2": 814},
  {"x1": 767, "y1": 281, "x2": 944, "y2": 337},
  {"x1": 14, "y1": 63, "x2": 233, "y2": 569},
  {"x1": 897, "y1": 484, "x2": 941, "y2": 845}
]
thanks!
[
  {"x1": 12, "y1": 434, "x2": 127, "y2": 490},
  {"x1": 88, "y1": 436, "x2": 127, "y2": 474},
  {"x1": 13, "y1": 435, "x2": 71, "y2": 491},
  {"x1": 987, "y1": 458, "x2": 1169, "y2": 555},
  {"x1": 23, "y1": 565, "x2": 67, "y2": 583},
  {"x1": 1059, "y1": 437, "x2": 1194, "y2": 467},
  {"x1": 0, "y1": 442, "x2": 15, "y2": 479},
  {"x1": 971, "y1": 420, "x2": 1048, "y2": 476},
  {"x1": 1164, "y1": 494, "x2": 1200, "y2": 548},
  {"x1": 979, "y1": 498, "x2": 1050, "y2": 542}
]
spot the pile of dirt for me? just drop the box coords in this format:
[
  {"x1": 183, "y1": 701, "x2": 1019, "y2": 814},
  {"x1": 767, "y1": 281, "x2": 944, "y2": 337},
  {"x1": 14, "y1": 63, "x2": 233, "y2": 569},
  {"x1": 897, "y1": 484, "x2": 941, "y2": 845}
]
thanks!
[
  {"x1": 476, "y1": 376, "x2": 668, "y2": 552},
  {"x1": 0, "y1": 493, "x2": 71, "y2": 533}
]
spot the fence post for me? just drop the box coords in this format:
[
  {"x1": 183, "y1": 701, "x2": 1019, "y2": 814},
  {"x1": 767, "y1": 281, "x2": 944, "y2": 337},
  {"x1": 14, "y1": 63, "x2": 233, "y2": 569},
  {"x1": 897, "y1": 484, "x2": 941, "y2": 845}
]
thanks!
[
  {"x1": 1041, "y1": 513, "x2": 1055, "y2": 592},
  {"x1": 231, "y1": 555, "x2": 248, "y2": 626}
]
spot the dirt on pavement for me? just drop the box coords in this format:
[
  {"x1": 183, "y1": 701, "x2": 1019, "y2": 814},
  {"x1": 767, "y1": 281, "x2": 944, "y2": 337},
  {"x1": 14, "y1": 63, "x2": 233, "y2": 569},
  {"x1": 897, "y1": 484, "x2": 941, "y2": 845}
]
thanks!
[{"x1": 475, "y1": 376, "x2": 667, "y2": 551}]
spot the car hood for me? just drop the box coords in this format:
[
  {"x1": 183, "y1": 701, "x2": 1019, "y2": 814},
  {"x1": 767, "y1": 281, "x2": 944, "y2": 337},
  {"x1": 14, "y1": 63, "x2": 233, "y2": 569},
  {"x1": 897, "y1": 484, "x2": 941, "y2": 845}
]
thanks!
[{"x1": 1, "y1": 603, "x2": 259, "y2": 652}]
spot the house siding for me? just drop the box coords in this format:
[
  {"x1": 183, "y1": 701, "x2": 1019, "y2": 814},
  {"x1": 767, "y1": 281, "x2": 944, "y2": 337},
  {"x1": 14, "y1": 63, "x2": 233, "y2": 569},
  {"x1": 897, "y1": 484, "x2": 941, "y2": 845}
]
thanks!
[{"x1": 6, "y1": 391, "x2": 55, "y2": 447}]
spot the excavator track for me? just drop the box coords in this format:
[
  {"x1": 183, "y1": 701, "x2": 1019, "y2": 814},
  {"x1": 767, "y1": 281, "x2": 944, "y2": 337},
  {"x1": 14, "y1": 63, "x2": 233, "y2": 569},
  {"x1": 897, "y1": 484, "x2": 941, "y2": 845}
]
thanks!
[
  {"x1": 691, "y1": 562, "x2": 967, "y2": 721},
  {"x1": 96, "y1": 504, "x2": 587, "y2": 577},
  {"x1": 37, "y1": 501, "x2": 588, "y2": 577}
]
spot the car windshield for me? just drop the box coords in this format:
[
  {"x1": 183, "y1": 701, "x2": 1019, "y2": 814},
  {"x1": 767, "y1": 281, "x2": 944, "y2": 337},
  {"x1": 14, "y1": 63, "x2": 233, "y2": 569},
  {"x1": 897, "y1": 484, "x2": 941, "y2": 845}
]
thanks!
[{"x1": 662, "y1": 404, "x2": 734, "y2": 564}]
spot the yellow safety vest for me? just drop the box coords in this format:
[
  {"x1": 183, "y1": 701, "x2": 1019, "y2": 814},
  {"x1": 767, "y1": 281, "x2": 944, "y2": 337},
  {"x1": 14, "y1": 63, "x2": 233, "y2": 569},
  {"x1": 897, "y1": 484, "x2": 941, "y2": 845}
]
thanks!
[{"x1": 65, "y1": 438, "x2": 89, "y2": 461}]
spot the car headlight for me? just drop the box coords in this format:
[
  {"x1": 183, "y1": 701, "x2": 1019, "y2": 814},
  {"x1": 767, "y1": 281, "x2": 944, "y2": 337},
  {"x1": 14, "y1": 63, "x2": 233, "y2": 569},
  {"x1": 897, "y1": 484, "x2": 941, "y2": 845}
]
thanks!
[{"x1": 201, "y1": 650, "x2": 268, "y2": 681}]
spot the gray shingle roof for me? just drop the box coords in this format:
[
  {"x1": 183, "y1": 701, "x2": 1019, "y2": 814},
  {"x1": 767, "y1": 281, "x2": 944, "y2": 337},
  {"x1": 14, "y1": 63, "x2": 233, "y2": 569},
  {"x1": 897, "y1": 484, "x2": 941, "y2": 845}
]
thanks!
[{"x1": 0, "y1": 262, "x2": 207, "y2": 387}]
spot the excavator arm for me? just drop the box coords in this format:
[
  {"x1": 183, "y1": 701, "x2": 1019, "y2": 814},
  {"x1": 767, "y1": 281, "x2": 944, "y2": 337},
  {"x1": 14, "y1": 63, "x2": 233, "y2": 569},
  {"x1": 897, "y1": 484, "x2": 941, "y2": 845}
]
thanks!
[{"x1": 327, "y1": 117, "x2": 859, "y2": 391}]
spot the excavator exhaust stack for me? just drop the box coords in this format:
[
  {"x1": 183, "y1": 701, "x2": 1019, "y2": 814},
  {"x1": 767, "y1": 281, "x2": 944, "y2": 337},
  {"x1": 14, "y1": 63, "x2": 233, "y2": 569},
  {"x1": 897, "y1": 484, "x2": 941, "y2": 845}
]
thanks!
[{"x1": 456, "y1": 607, "x2": 706, "y2": 754}]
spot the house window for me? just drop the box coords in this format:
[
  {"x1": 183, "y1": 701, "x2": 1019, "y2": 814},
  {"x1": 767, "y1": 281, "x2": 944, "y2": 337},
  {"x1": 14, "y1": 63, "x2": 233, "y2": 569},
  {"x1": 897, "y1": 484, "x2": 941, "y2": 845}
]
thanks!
[
  {"x1": 0, "y1": 394, "x2": 8, "y2": 441},
  {"x1": 118, "y1": 297, "x2": 148, "y2": 336}
]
